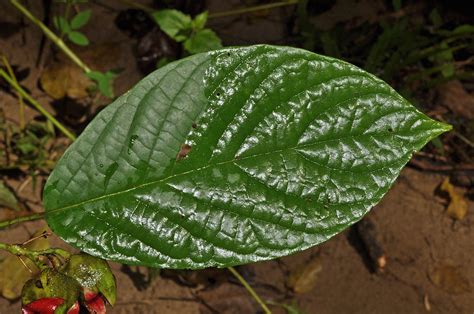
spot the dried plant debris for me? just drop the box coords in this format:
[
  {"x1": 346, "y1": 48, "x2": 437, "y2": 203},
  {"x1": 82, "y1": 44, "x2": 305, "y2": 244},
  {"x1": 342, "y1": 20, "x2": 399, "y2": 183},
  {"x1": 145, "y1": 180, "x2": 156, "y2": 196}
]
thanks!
[
  {"x1": 440, "y1": 177, "x2": 468, "y2": 220},
  {"x1": 429, "y1": 264, "x2": 471, "y2": 295},
  {"x1": 40, "y1": 60, "x2": 92, "y2": 100},
  {"x1": 287, "y1": 256, "x2": 323, "y2": 294},
  {"x1": 0, "y1": 228, "x2": 50, "y2": 300}
]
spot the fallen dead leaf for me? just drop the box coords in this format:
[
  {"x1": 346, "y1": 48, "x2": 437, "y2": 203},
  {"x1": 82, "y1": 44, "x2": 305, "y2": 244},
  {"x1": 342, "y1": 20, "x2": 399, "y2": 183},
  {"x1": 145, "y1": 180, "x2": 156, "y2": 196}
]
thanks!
[
  {"x1": 287, "y1": 255, "x2": 323, "y2": 294},
  {"x1": 40, "y1": 43, "x2": 123, "y2": 100},
  {"x1": 40, "y1": 60, "x2": 92, "y2": 99},
  {"x1": 429, "y1": 264, "x2": 471, "y2": 295},
  {"x1": 0, "y1": 228, "x2": 50, "y2": 300},
  {"x1": 440, "y1": 177, "x2": 468, "y2": 220},
  {"x1": 437, "y1": 80, "x2": 474, "y2": 119}
]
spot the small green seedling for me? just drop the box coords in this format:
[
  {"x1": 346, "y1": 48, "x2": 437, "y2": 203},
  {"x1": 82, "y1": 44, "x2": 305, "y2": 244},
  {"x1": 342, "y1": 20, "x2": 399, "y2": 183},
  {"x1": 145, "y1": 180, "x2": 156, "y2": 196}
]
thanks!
[
  {"x1": 53, "y1": 9, "x2": 91, "y2": 46},
  {"x1": 152, "y1": 10, "x2": 222, "y2": 54},
  {"x1": 86, "y1": 70, "x2": 118, "y2": 99}
]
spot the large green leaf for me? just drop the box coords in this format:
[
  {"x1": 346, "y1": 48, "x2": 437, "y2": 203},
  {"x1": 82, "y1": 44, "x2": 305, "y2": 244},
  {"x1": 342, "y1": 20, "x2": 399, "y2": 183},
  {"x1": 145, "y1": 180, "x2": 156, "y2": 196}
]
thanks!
[{"x1": 43, "y1": 45, "x2": 450, "y2": 269}]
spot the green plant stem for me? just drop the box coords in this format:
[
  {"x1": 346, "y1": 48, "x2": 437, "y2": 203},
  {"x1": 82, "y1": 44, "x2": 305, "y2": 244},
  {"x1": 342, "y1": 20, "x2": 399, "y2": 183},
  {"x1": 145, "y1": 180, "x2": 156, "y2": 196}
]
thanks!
[
  {"x1": 117, "y1": 0, "x2": 152, "y2": 12},
  {"x1": 1, "y1": 56, "x2": 25, "y2": 129},
  {"x1": 9, "y1": 0, "x2": 91, "y2": 73},
  {"x1": 0, "y1": 212, "x2": 45, "y2": 230},
  {"x1": 0, "y1": 242, "x2": 71, "y2": 269},
  {"x1": 0, "y1": 69, "x2": 76, "y2": 141},
  {"x1": 228, "y1": 266, "x2": 272, "y2": 314},
  {"x1": 208, "y1": 0, "x2": 298, "y2": 19},
  {"x1": 116, "y1": 0, "x2": 298, "y2": 19}
]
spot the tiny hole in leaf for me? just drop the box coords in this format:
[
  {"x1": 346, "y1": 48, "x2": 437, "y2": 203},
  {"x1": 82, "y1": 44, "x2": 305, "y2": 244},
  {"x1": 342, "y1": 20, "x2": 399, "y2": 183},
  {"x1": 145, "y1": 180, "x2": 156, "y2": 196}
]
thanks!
[{"x1": 35, "y1": 280, "x2": 43, "y2": 289}]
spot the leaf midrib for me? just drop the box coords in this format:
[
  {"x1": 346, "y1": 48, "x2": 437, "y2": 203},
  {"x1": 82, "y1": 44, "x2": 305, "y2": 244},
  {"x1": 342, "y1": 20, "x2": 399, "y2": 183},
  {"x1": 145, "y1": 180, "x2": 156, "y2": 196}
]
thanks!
[{"x1": 47, "y1": 124, "x2": 420, "y2": 215}]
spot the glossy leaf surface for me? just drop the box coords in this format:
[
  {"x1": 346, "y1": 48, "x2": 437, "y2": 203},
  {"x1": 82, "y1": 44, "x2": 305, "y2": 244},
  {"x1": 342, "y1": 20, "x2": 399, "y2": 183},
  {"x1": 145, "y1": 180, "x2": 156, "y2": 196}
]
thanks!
[{"x1": 43, "y1": 45, "x2": 451, "y2": 268}]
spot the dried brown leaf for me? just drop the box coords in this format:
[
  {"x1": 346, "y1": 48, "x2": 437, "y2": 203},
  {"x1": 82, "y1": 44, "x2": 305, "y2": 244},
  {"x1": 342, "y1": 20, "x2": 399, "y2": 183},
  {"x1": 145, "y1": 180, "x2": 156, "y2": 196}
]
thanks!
[
  {"x1": 429, "y1": 264, "x2": 471, "y2": 295},
  {"x1": 40, "y1": 61, "x2": 92, "y2": 100},
  {"x1": 0, "y1": 228, "x2": 50, "y2": 300},
  {"x1": 287, "y1": 256, "x2": 323, "y2": 294},
  {"x1": 440, "y1": 177, "x2": 468, "y2": 220}
]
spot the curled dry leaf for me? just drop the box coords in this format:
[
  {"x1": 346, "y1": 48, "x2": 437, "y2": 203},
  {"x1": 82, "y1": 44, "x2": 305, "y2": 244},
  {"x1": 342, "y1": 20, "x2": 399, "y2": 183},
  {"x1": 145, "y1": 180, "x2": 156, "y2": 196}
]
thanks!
[
  {"x1": 0, "y1": 228, "x2": 50, "y2": 300},
  {"x1": 440, "y1": 178, "x2": 468, "y2": 220},
  {"x1": 40, "y1": 61, "x2": 92, "y2": 100},
  {"x1": 287, "y1": 256, "x2": 323, "y2": 294},
  {"x1": 429, "y1": 264, "x2": 471, "y2": 295},
  {"x1": 40, "y1": 43, "x2": 122, "y2": 100}
]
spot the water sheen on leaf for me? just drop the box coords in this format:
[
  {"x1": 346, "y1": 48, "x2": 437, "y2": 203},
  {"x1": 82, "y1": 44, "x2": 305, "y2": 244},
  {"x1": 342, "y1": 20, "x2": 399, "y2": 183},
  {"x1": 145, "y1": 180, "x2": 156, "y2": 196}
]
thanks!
[{"x1": 43, "y1": 45, "x2": 451, "y2": 269}]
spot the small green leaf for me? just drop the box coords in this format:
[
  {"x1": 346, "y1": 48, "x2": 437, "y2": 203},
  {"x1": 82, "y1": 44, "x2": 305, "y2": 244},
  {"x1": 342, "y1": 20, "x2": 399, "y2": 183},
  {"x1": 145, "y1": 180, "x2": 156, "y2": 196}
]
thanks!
[
  {"x1": 70, "y1": 9, "x2": 91, "y2": 29},
  {"x1": 0, "y1": 181, "x2": 20, "y2": 211},
  {"x1": 184, "y1": 29, "x2": 222, "y2": 54},
  {"x1": 43, "y1": 45, "x2": 451, "y2": 269},
  {"x1": 22, "y1": 269, "x2": 80, "y2": 314},
  {"x1": 62, "y1": 253, "x2": 116, "y2": 305},
  {"x1": 192, "y1": 11, "x2": 208, "y2": 30},
  {"x1": 0, "y1": 228, "x2": 50, "y2": 299},
  {"x1": 152, "y1": 9, "x2": 192, "y2": 42},
  {"x1": 86, "y1": 70, "x2": 117, "y2": 98},
  {"x1": 67, "y1": 31, "x2": 89, "y2": 46},
  {"x1": 156, "y1": 57, "x2": 173, "y2": 69},
  {"x1": 53, "y1": 16, "x2": 71, "y2": 34},
  {"x1": 392, "y1": 0, "x2": 402, "y2": 11}
]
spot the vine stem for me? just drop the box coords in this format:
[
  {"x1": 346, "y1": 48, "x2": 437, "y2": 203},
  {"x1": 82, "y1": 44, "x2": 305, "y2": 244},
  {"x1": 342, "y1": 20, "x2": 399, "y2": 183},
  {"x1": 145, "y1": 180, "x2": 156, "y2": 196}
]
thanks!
[
  {"x1": 228, "y1": 266, "x2": 272, "y2": 314},
  {"x1": 116, "y1": 0, "x2": 298, "y2": 19},
  {"x1": 208, "y1": 0, "x2": 298, "y2": 19},
  {"x1": 9, "y1": 0, "x2": 91, "y2": 74},
  {"x1": 0, "y1": 212, "x2": 45, "y2": 230},
  {"x1": 0, "y1": 69, "x2": 77, "y2": 141},
  {"x1": 0, "y1": 242, "x2": 71, "y2": 269},
  {"x1": 1, "y1": 56, "x2": 25, "y2": 129}
]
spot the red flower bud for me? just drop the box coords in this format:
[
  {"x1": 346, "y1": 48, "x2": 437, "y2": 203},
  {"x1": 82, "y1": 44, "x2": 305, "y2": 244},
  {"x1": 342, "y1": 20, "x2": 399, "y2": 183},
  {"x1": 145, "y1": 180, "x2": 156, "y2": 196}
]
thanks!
[
  {"x1": 21, "y1": 298, "x2": 80, "y2": 314},
  {"x1": 22, "y1": 297, "x2": 64, "y2": 314},
  {"x1": 83, "y1": 289, "x2": 106, "y2": 314}
]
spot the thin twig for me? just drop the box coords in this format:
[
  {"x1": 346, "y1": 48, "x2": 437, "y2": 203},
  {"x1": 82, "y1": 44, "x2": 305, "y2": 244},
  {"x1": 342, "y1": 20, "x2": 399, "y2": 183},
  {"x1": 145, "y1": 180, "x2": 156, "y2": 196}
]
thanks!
[
  {"x1": 117, "y1": 0, "x2": 152, "y2": 13},
  {"x1": 0, "y1": 69, "x2": 76, "y2": 141},
  {"x1": 0, "y1": 242, "x2": 70, "y2": 269},
  {"x1": 228, "y1": 266, "x2": 272, "y2": 314},
  {"x1": 116, "y1": 0, "x2": 298, "y2": 19},
  {"x1": 17, "y1": 255, "x2": 34, "y2": 273},
  {"x1": 1, "y1": 56, "x2": 25, "y2": 129},
  {"x1": 0, "y1": 212, "x2": 45, "y2": 230},
  {"x1": 453, "y1": 130, "x2": 474, "y2": 148},
  {"x1": 208, "y1": 0, "x2": 298, "y2": 19},
  {"x1": 22, "y1": 231, "x2": 51, "y2": 246},
  {"x1": 9, "y1": 0, "x2": 91, "y2": 73}
]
